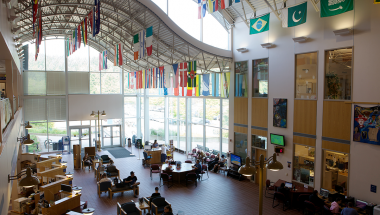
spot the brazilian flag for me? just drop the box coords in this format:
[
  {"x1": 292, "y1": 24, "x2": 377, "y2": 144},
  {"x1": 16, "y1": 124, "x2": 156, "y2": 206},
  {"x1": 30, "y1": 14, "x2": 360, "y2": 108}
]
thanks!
[{"x1": 250, "y1": 14, "x2": 270, "y2": 35}]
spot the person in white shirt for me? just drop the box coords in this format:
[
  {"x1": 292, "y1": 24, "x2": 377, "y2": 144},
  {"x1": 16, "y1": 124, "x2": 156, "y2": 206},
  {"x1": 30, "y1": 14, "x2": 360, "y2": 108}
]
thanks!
[
  {"x1": 99, "y1": 173, "x2": 112, "y2": 183},
  {"x1": 214, "y1": 154, "x2": 226, "y2": 173},
  {"x1": 161, "y1": 144, "x2": 167, "y2": 163}
]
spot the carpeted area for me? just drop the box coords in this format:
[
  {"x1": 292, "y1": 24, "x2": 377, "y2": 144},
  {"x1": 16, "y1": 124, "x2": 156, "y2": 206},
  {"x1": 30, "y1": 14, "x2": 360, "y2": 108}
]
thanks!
[{"x1": 106, "y1": 147, "x2": 135, "y2": 158}]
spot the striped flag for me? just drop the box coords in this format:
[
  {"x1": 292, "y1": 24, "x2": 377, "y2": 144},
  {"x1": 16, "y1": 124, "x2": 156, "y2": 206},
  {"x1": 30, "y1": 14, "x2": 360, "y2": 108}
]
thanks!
[
  {"x1": 198, "y1": 0, "x2": 207, "y2": 19},
  {"x1": 221, "y1": 72, "x2": 230, "y2": 98},
  {"x1": 220, "y1": 0, "x2": 232, "y2": 9},
  {"x1": 195, "y1": 75, "x2": 201, "y2": 96},
  {"x1": 102, "y1": 51, "x2": 107, "y2": 70},
  {"x1": 81, "y1": 19, "x2": 87, "y2": 46},
  {"x1": 172, "y1": 64, "x2": 179, "y2": 88},
  {"x1": 114, "y1": 43, "x2": 123, "y2": 66},
  {"x1": 77, "y1": 25, "x2": 81, "y2": 49},
  {"x1": 208, "y1": 0, "x2": 218, "y2": 13},
  {"x1": 180, "y1": 62, "x2": 187, "y2": 96},
  {"x1": 99, "y1": 53, "x2": 102, "y2": 71},
  {"x1": 146, "y1": 26, "x2": 153, "y2": 56},
  {"x1": 164, "y1": 65, "x2": 172, "y2": 88},
  {"x1": 202, "y1": 74, "x2": 210, "y2": 96},
  {"x1": 133, "y1": 30, "x2": 145, "y2": 60},
  {"x1": 187, "y1": 61, "x2": 197, "y2": 96},
  {"x1": 159, "y1": 66, "x2": 164, "y2": 88},
  {"x1": 32, "y1": 0, "x2": 38, "y2": 37},
  {"x1": 95, "y1": 0, "x2": 100, "y2": 36}
]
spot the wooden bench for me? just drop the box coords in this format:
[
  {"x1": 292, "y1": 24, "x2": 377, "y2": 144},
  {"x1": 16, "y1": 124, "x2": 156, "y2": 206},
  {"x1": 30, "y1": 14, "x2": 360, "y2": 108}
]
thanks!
[{"x1": 109, "y1": 185, "x2": 139, "y2": 199}]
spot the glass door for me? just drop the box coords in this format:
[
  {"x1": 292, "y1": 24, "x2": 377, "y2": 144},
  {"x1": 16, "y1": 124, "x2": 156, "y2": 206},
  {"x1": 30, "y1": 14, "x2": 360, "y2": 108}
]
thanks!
[
  {"x1": 102, "y1": 125, "x2": 121, "y2": 147},
  {"x1": 70, "y1": 127, "x2": 91, "y2": 149}
]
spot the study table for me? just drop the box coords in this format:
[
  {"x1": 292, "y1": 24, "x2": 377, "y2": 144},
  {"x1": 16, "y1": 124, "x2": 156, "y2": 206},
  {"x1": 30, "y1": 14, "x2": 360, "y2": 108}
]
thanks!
[
  {"x1": 161, "y1": 163, "x2": 195, "y2": 184},
  {"x1": 273, "y1": 179, "x2": 314, "y2": 208}
]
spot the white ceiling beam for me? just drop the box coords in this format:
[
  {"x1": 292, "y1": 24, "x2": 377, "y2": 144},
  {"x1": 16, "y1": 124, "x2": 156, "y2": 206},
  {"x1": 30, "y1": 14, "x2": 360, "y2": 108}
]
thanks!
[{"x1": 263, "y1": 0, "x2": 281, "y2": 21}]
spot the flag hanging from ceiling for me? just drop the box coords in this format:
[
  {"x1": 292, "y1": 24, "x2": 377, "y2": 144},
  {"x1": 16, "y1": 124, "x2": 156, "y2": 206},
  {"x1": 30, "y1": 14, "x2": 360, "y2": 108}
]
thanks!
[
  {"x1": 208, "y1": 0, "x2": 218, "y2": 13},
  {"x1": 99, "y1": 53, "x2": 102, "y2": 71},
  {"x1": 66, "y1": 38, "x2": 70, "y2": 57},
  {"x1": 172, "y1": 64, "x2": 179, "y2": 96},
  {"x1": 187, "y1": 61, "x2": 197, "y2": 96},
  {"x1": 102, "y1": 51, "x2": 107, "y2": 70},
  {"x1": 250, "y1": 14, "x2": 270, "y2": 34},
  {"x1": 195, "y1": 75, "x2": 201, "y2": 96},
  {"x1": 220, "y1": 0, "x2": 232, "y2": 9},
  {"x1": 202, "y1": 74, "x2": 210, "y2": 96},
  {"x1": 133, "y1": 30, "x2": 145, "y2": 60},
  {"x1": 215, "y1": 73, "x2": 219, "y2": 96},
  {"x1": 281, "y1": 1, "x2": 307, "y2": 28},
  {"x1": 81, "y1": 19, "x2": 87, "y2": 46},
  {"x1": 95, "y1": 0, "x2": 100, "y2": 36},
  {"x1": 77, "y1": 25, "x2": 81, "y2": 48},
  {"x1": 198, "y1": 0, "x2": 207, "y2": 19},
  {"x1": 159, "y1": 66, "x2": 165, "y2": 88},
  {"x1": 320, "y1": 0, "x2": 353, "y2": 17},
  {"x1": 179, "y1": 62, "x2": 187, "y2": 96},
  {"x1": 114, "y1": 43, "x2": 123, "y2": 66},
  {"x1": 146, "y1": 26, "x2": 153, "y2": 56},
  {"x1": 221, "y1": 72, "x2": 230, "y2": 98},
  {"x1": 88, "y1": 11, "x2": 93, "y2": 34},
  {"x1": 32, "y1": 0, "x2": 38, "y2": 37}
]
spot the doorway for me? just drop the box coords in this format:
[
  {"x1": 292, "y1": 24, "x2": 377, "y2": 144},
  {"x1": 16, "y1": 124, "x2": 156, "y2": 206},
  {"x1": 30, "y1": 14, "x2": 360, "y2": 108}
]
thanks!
[
  {"x1": 102, "y1": 125, "x2": 121, "y2": 147},
  {"x1": 69, "y1": 127, "x2": 91, "y2": 149}
]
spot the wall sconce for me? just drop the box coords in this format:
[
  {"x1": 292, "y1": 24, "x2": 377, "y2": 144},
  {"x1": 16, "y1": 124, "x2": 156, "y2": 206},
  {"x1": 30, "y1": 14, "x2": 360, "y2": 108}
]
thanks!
[
  {"x1": 9, "y1": 168, "x2": 40, "y2": 188},
  {"x1": 333, "y1": 28, "x2": 352, "y2": 36},
  {"x1": 22, "y1": 121, "x2": 33, "y2": 129},
  {"x1": 261, "y1": 43, "x2": 274, "y2": 48},
  {"x1": 293, "y1": 36, "x2": 308, "y2": 43},
  {"x1": 17, "y1": 134, "x2": 34, "y2": 145},
  {"x1": 236, "y1": 48, "x2": 249, "y2": 53}
]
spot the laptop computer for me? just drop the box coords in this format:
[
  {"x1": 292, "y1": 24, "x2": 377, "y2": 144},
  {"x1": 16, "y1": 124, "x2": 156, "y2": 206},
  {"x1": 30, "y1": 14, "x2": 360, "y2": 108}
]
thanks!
[{"x1": 285, "y1": 182, "x2": 292, "y2": 188}]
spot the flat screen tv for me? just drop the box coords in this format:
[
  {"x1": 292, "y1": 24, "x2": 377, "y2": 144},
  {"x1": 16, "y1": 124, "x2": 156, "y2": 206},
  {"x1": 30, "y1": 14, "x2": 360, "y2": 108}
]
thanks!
[
  {"x1": 270, "y1": 133, "x2": 285, "y2": 146},
  {"x1": 230, "y1": 153, "x2": 242, "y2": 167}
]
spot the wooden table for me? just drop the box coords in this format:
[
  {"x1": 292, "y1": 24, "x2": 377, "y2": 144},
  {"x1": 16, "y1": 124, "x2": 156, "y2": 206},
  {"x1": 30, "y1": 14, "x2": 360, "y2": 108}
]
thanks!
[
  {"x1": 273, "y1": 179, "x2": 314, "y2": 208},
  {"x1": 135, "y1": 201, "x2": 150, "y2": 214},
  {"x1": 92, "y1": 159, "x2": 100, "y2": 170},
  {"x1": 162, "y1": 163, "x2": 195, "y2": 184}
]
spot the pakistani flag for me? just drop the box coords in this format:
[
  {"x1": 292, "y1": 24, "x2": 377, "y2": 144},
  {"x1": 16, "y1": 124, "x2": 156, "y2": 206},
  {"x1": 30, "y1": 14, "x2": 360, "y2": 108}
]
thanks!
[
  {"x1": 321, "y1": 0, "x2": 353, "y2": 17},
  {"x1": 250, "y1": 14, "x2": 270, "y2": 35},
  {"x1": 281, "y1": 2, "x2": 307, "y2": 28}
]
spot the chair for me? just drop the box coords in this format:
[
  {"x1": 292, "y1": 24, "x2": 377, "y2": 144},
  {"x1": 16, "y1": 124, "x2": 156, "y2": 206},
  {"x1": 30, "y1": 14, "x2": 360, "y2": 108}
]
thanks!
[
  {"x1": 200, "y1": 164, "x2": 208, "y2": 180},
  {"x1": 219, "y1": 159, "x2": 228, "y2": 175},
  {"x1": 142, "y1": 151, "x2": 152, "y2": 167},
  {"x1": 150, "y1": 164, "x2": 161, "y2": 180},
  {"x1": 106, "y1": 165, "x2": 120, "y2": 180},
  {"x1": 187, "y1": 149, "x2": 195, "y2": 159},
  {"x1": 297, "y1": 194, "x2": 311, "y2": 212},
  {"x1": 304, "y1": 200, "x2": 320, "y2": 215},
  {"x1": 272, "y1": 192, "x2": 287, "y2": 211},
  {"x1": 97, "y1": 181, "x2": 112, "y2": 198},
  {"x1": 101, "y1": 155, "x2": 111, "y2": 164},
  {"x1": 265, "y1": 180, "x2": 275, "y2": 198},
  {"x1": 185, "y1": 160, "x2": 192, "y2": 163},
  {"x1": 151, "y1": 197, "x2": 170, "y2": 215},
  {"x1": 117, "y1": 202, "x2": 142, "y2": 215},
  {"x1": 186, "y1": 172, "x2": 197, "y2": 187},
  {"x1": 160, "y1": 173, "x2": 173, "y2": 188},
  {"x1": 82, "y1": 159, "x2": 92, "y2": 170}
]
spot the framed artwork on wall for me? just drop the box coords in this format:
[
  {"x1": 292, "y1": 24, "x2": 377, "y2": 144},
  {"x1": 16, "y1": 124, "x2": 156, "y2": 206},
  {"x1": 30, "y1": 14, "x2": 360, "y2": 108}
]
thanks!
[
  {"x1": 273, "y1": 98, "x2": 287, "y2": 128},
  {"x1": 353, "y1": 105, "x2": 380, "y2": 145}
]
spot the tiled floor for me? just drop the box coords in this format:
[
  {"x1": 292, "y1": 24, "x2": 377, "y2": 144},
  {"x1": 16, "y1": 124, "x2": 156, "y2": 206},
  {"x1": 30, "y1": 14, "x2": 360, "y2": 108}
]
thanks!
[{"x1": 59, "y1": 146, "x2": 303, "y2": 215}]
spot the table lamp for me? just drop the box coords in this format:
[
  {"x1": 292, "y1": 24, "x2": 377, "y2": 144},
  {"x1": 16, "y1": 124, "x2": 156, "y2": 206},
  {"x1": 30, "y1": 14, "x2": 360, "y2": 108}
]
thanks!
[{"x1": 65, "y1": 172, "x2": 73, "y2": 178}]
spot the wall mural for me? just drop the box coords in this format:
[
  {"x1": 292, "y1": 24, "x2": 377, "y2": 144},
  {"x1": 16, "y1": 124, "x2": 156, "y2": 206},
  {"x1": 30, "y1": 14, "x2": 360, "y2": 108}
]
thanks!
[
  {"x1": 353, "y1": 105, "x2": 380, "y2": 145},
  {"x1": 273, "y1": 98, "x2": 287, "y2": 128}
]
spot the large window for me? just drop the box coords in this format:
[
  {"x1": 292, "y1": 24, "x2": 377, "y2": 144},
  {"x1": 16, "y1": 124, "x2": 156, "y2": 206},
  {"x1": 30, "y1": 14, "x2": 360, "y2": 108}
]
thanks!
[
  {"x1": 149, "y1": 97, "x2": 165, "y2": 142},
  {"x1": 324, "y1": 48, "x2": 352, "y2": 100},
  {"x1": 168, "y1": 0, "x2": 200, "y2": 40},
  {"x1": 253, "y1": 58, "x2": 269, "y2": 97},
  {"x1": 46, "y1": 38, "x2": 65, "y2": 71},
  {"x1": 125, "y1": 97, "x2": 137, "y2": 139},
  {"x1": 322, "y1": 150, "x2": 349, "y2": 194},
  {"x1": 235, "y1": 61, "x2": 248, "y2": 97},
  {"x1": 293, "y1": 144, "x2": 315, "y2": 187},
  {"x1": 295, "y1": 52, "x2": 318, "y2": 99}
]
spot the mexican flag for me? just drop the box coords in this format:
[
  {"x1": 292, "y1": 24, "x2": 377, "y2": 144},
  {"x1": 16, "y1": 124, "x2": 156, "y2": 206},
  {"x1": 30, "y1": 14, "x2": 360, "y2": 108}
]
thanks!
[
  {"x1": 146, "y1": 26, "x2": 153, "y2": 56},
  {"x1": 134, "y1": 30, "x2": 146, "y2": 61},
  {"x1": 133, "y1": 33, "x2": 139, "y2": 60}
]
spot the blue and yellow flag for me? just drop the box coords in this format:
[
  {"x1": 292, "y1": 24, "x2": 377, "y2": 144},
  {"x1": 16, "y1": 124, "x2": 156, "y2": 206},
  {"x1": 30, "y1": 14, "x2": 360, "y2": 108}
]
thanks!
[{"x1": 250, "y1": 14, "x2": 270, "y2": 35}]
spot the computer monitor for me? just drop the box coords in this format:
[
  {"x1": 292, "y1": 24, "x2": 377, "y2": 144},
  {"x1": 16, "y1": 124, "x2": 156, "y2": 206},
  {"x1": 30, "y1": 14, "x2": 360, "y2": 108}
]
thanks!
[
  {"x1": 320, "y1": 188, "x2": 329, "y2": 198},
  {"x1": 230, "y1": 154, "x2": 242, "y2": 167},
  {"x1": 285, "y1": 182, "x2": 292, "y2": 188},
  {"x1": 335, "y1": 185, "x2": 344, "y2": 194},
  {"x1": 356, "y1": 199, "x2": 367, "y2": 210}
]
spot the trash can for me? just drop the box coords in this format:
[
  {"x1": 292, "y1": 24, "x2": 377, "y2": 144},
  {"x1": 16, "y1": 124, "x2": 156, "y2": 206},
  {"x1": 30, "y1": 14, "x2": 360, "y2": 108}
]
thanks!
[{"x1": 128, "y1": 138, "x2": 131, "y2": 147}]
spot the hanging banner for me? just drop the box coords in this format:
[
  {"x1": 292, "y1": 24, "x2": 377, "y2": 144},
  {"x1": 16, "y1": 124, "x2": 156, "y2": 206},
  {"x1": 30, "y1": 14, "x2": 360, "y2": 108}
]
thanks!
[
  {"x1": 353, "y1": 105, "x2": 380, "y2": 145},
  {"x1": 281, "y1": 2, "x2": 307, "y2": 28},
  {"x1": 320, "y1": 0, "x2": 353, "y2": 17},
  {"x1": 250, "y1": 14, "x2": 270, "y2": 35}
]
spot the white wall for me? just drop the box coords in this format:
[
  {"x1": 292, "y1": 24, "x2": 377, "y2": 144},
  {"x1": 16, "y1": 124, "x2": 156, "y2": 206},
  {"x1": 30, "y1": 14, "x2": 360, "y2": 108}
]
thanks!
[
  {"x1": 232, "y1": 0, "x2": 380, "y2": 204},
  {"x1": 68, "y1": 95, "x2": 123, "y2": 121}
]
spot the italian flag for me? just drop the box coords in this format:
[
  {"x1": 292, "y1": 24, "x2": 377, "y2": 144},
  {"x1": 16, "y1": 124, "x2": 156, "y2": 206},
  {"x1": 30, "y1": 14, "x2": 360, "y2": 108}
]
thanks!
[
  {"x1": 146, "y1": 26, "x2": 153, "y2": 56},
  {"x1": 133, "y1": 33, "x2": 140, "y2": 60},
  {"x1": 114, "y1": 43, "x2": 123, "y2": 66}
]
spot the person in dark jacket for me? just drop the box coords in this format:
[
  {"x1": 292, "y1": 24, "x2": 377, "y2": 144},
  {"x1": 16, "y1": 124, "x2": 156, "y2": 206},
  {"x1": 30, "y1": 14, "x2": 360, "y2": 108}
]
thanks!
[{"x1": 309, "y1": 190, "x2": 327, "y2": 208}]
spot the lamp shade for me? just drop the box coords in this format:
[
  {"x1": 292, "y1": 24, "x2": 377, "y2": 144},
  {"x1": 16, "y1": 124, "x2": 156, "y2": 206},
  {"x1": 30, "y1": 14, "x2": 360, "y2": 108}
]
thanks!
[
  {"x1": 266, "y1": 153, "x2": 283, "y2": 171},
  {"x1": 238, "y1": 157, "x2": 256, "y2": 176},
  {"x1": 101, "y1": 110, "x2": 106, "y2": 116},
  {"x1": 82, "y1": 208, "x2": 95, "y2": 215},
  {"x1": 65, "y1": 172, "x2": 73, "y2": 178},
  {"x1": 23, "y1": 134, "x2": 34, "y2": 145},
  {"x1": 18, "y1": 168, "x2": 40, "y2": 188},
  {"x1": 25, "y1": 122, "x2": 32, "y2": 129},
  {"x1": 90, "y1": 111, "x2": 96, "y2": 117},
  {"x1": 60, "y1": 161, "x2": 67, "y2": 166}
]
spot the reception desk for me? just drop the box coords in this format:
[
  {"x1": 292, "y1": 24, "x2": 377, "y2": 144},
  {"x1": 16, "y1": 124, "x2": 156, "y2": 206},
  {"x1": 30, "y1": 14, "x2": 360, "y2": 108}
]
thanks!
[
  {"x1": 144, "y1": 148, "x2": 162, "y2": 164},
  {"x1": 41, "y1": 192, "x2": 81, "y2": 215}
]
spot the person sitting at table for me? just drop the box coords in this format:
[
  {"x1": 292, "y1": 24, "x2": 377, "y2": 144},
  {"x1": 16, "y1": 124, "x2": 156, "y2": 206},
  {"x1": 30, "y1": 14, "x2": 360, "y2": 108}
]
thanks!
[
  {"x1": 309, "y1": 190, "x2": 327, "y2": 208},
  {"x1": 330, "y1": 197, "x2": 342, "y2": 214},
  {"x1": 341, "y1": 202, "x2": 359, "y2": 215},
  {"x1": 152, "y1": 140, "x2": 159, "y2": 148},
  {"x1": 83, "y1": 153, "x2": 93, "y2": 165},
  {"x1": 123, "y1": 171, "x2": 141, "y2": 197},
  {"x1": 107, "y1": 159, "x2": 115, "y2": 168},
  {"x1": 192, "y1": 159, "x2": 202, "y2": 180},
  {"x1": 162, "y1": 205, "x2": 173, "y2": 215},
  {"x1": 277, "y1": 183, "x2": 290, "y2": 197},
  {"x1": 99, "y1": 173, "x2": 112, "y2": 183},
  {"x1": 208, "y1": 153, "x2": 220, "y2": 171},
  {"x1": 214, "y1": 154, "x2": 226, "y2": 173}
]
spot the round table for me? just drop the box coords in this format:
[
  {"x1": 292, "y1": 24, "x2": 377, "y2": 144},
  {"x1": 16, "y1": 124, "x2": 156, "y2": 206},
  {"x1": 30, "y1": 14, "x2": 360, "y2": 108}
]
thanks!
[{"x1": 162, "y1": 163, "x2": 196, "y2": 184}]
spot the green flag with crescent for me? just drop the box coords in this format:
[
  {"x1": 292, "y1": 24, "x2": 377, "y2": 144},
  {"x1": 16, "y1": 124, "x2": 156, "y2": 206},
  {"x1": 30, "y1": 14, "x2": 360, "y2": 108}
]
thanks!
[{"x1": 281, "y1": 1, "x2": 307, "y2": 28}]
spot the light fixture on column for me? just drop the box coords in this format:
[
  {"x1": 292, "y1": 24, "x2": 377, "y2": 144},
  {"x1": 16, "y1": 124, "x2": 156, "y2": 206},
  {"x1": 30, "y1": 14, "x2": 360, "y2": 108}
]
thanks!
[
  {"x1": 236, "y1": 48, "x2": 249, "y2": 53},
  {"x1": 333, "y1": 28, "x2": 352, "y2": 36},
  {"x1": 292, "y1": 36, "x2": 308, "y2": 43},
  {"x1": 261, "y1": 43, "x2": 274, "y2": 48}
]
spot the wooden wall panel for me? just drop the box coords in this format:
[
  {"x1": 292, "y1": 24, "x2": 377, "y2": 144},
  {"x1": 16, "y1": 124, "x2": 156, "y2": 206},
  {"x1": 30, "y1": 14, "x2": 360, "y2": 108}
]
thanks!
[
  {"x1": 322, "y1": 140, "x2": 350, "y2": 154},
  {"x1": 293, "y1": 136, "x2": 316, "y2": 147},
  {"x1": 234, "y1": 126, "x2": 248, "y2": 134},
  {"x1": 234, "y1": 98, "x2": 248, "y2": 125},
  {"x1": 251, "y1": 129, "x2": 267, "y2": 137},
  {"x1": 294, "y1": 100, "x2": 317, "y2": 135},
  {"x1": 322, "y1": 101, "x2": 352, "y2": 140},
  {"x1": 251, "y1": 98, "x2": 268, "y2": 128}
]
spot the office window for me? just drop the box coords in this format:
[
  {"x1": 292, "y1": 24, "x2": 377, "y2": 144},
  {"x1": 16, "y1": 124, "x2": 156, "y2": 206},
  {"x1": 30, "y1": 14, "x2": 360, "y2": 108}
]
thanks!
[
  {"x1": 295, "y1": 52, "x2": 317, "y2": 99},
  {"x1": 252, "y1": 58, "x2": 269, "y2": 97},
  {"x1": 149, "y1": 97, "x2": 165, "y2": 142},
  {"x1": 235, "y1": 61, "x2": 248, "y2": 97},
  {"x1": 234, "y1": 132, "x2": 247, "y2": 164},
  {"x1": 322, "y1": 150, "x2": 349, "y2": 194},
  {"x1": 324, "y1": 48, "x2": 352, "y2": 100},
  {"x1": 252, "y1": 134, "x2": 267, "y2": 150},
  {"x1": 23, "y1": 71, "x2": 46, "y2": 95},
  {"x1": 293, "y1": 144, "x2": 315, "y2": 187}
]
